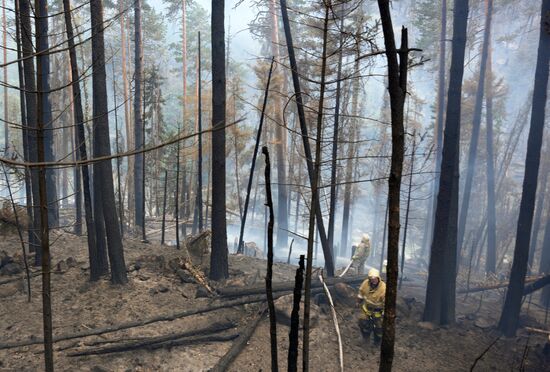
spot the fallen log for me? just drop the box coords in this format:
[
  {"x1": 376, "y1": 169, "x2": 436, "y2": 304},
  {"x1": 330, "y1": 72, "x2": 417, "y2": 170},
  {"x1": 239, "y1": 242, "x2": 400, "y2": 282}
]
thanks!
[
  {"x1": 67, "y1": 321, "x2": 235, "y2": 356},
  {"x1": 210, "y1": 306, "x2": 267, "y2": 372},
  {"x1": 0, "y1": 288, "x2": 327, "y2": 351},
  {"x1": 69, "y1": 334, "x2": 238, "y2": 357},
  {"x1": 457, "y1": 276, "x2": 544, "y2": 294},
  {"x1": 522, "y1": 274, "x2": 550, "y2": 296},
  {"x1": 0, "y1": 271, "x2": 40, "y2": 286},
  {"x1": 524, "y1": 326, "x2": 550, "y2": 335},
  {"x1": 218, "y1": 274, "x2": 369, "y2": 298}
]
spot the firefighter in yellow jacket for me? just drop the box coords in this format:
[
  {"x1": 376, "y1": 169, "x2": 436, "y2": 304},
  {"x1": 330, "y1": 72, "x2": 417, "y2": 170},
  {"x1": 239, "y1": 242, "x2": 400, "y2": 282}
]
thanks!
[
  {"x1": 357, "y1": 268, "x2": 386, "y2": 345},
  {"x1": 351, "y1": 233, "x2": 371, "y2": 275}
]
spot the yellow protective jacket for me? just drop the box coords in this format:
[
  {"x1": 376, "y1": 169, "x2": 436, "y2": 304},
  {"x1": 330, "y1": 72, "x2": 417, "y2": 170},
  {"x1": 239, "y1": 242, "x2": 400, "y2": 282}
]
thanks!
[
  {"x1": 352, "y1": 237, "x2": 371, "y2": 262},
  {"x1": 358, "y1": 278, "x2": 386, "y2": 315}
]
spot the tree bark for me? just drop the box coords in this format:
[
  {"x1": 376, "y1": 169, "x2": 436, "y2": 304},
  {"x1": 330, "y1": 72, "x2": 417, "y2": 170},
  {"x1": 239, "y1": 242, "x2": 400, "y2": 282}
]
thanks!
[
  {"x1": 35, "y1": 0, "x2": 54, "y2": 367},
  {"x1": 457, "y1": 0, "x2": 493, "y2": 258},
  {"x1": 20, "y1": 0, "x2": 40, "y2": 259},
  {"x1": 35, "y1": 0, "x2": 58, "y2": 229},
  {"x1": 377, "y1": 1, "x2": 409, "y2": 369},
  {"x1": 423, "y1": 0, "x2": 469, "y2": 325},
  {"x1": 63, "y1": 0, "x2": 103, "y2": 280},
  {"x1": 498, "y1": 0, "x2": 550, "y2": 336},
  {"x1": 91, "y1": 0, "x2": 127, "y2": 284},
  {"x1": 210, "y1": 0, "x2": 229, "y2": 280}
]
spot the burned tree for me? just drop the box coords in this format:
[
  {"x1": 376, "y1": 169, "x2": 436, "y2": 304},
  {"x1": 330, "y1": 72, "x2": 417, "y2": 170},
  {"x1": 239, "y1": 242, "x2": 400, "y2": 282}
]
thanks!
[
  {"x1": 376, "y1": 0, "x2": 410, "y2": 369},
  {"x1": 498, "y1": 0, "x2": 550, "y2": 337},
  {"x1": 424, "y1": 0, "x2": 469, "y2": 325}
]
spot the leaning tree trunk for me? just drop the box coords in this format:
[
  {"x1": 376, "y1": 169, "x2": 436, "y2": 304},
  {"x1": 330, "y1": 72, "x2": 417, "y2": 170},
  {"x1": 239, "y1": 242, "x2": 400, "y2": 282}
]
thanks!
[
  {"x1": 210, "y1": 0, "x2": 229, "y2": 281},
  {"x1": 90, "y1": 0, "x2": 128, "y2": 284},
  {"x1": 423, "y1": 0, "x2": 469, "y2": 326},
  {"x1": 457, "y1": 0, "x2": 493, "y2": 258},
  {"x1": 377, "y1": 1, "x2": 409, "y2": 370},
  {"x1": 302, "y1": 4, "x2": 330, "y2": 369},
  {"x1": 279, "y1": 0, "x2": 335, "y2": 276},
  {"x1": 498, "y1": 0, "x2": 550, "y2": 337},
  {"x1": 63, "y1": 0, "x2": 104, "y2": 280}
]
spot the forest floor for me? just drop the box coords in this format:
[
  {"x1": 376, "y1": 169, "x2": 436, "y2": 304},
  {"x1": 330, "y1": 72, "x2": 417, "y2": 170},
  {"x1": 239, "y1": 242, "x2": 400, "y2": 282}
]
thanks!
[{"x1": 0, "y1": 222, "x2": 549, "y2": 371}]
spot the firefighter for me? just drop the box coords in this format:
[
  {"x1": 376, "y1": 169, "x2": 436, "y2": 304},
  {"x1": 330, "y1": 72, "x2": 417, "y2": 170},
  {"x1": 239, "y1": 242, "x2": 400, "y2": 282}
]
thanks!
[
  {"x1": 357, "y1": 268, "x2": 386, "y2": 345},
  {"x1": 351, "y1": 233, "x2": 371, "y2": 275}
]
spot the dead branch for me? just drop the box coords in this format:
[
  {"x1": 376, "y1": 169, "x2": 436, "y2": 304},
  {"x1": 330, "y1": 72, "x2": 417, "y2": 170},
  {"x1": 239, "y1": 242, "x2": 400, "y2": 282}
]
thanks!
[
  {"x1": 469, "y1": 335, "x2": 501, "y2": 371},
  {"x1": 457, "y1": 276, "x2": 544, "y2": 294},
  {"x1": 66, "y1": 321, "x2": 235, "y2": 356},
  {"x1": 210, "y1": 306, "x2": 267, "y2": 372},
  {"x1": 0, "y1": 288, "x2": 328, "y2": 351},
  {"x1": 178, "y1": 257, "x2": 216, "y2": 295},
  {"x1": 319, "y1": 271, "x2": 344, "y2": 372}
]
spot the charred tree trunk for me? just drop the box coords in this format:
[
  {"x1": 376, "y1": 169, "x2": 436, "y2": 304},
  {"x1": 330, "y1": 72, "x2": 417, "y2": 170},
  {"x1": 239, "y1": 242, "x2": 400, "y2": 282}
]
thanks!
[
  {"x1": 14, "y1": 0, "x2": 33, "y2": 257},
  {"x1": 424, "y1": 0, "x2": 448, "y2": 256},
  {"x1": 35, "y1": 0, "x2": 58, "y2": 229},
  {"x1": 423, "y1": 0, "x2": 469, "y2": 325},
  {"x1": 134, "y1": 0, "x2": 144, "y2": 234},
  {"x1": 20, "y1": 0, "x2": 41, "y2": 258},
  {"x1": 194, "y1": 31, "x2": 204, "y2": 233},
  {"x1": 539, "y1": 206, "x2": 550, "y2": 308},
  {"x1": 340, "y1": 50, "x2": 360, "y2": 255},
  {"x1": 91, "y1": 0, "x2": 127, "y2": 284},
  {"x1": 287, "y1": 254, "x2": 304, "y2": 372},
  {"x1": 161, "y1": 170, "x2": 168, "y2": 245},
  {"x1": 457, "y1": 0, "x2": 493, "y2": 258},
  {"x1": 498, "y1": 0, "x2": 550, "y2": 337},
  {"x1": 279, "y1": 0, "x2": 334, "y2": 277},
  {"x1": 63, "y1": 0, "x2": 103, "y2": 280},
  {"x1": 400, "y1": 131, "x2": 416, "y2": 289},
  {"x1": 35, "y1": 0, "x2": 54, "y2": 367},
  {"x1": 328, "y1": 7, "x2": 345, "y2": 260},
  {"x1": 529, "y1": 162, "x2": 549, "y2": 273},
  {"x1": 262, "y1": 146, "x2": 279, "y2": 371},
  {"x1": 485, "y1": 46, "x2": 497, "y2": 275},
  {"x1": 210, "y1": 0, "x2": 229, "y2": 280},
  {"x1": 268, "y1": 0, "x2": 288, "y2": 251},
  {"x1": 377, "y1": 1, "x2": 409, "y2": 369},
  {"x1": 303, "y1": 4, "x2": 330, "y2": 369},
  {"x1": 237, "y1": 58, "x2": 274, "y2": 254}
]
